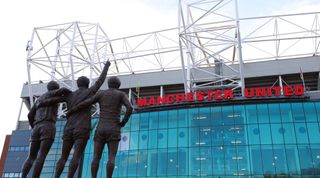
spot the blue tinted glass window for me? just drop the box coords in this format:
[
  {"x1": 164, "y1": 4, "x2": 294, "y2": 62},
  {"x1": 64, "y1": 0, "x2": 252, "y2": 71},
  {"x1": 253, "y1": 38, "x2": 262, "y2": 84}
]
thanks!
[
  {"x1": 268, "y1": 103, "x2": 281, "y2": 123},
  {"x1": 251, "y1": 145, "x2": 263, "y2": 174},
  {"x1": 212, "y1": 126, "x2": 224, "y2": 146},
  {"x1": 140, "y1": 113, "x2": 149, "y2": 130},
  {"x1": 159, "y1": 111, "x2": 168, "y2": 129},
  {"x1": 199, "y1": 107, "x2": 211, "y2": 127},
  {"x1": 211, "y1": 106, "x2": 223, "y2": 126},
  {"x1": 281, "y1": 123, "x2": 296, "y2": 144},
  {"x1": 246, "y1": 105, "x2": 258, "y2": 123},
  {"x1": 137, "y1": 150, "x2": 148, "y2": 176},
  {"x1": 270, "y1": 123, "x2": 285, "y2": 144},
  {"x1": 272, "y1": 146, "x2": 289, "y2": 175},
  {"x1": 178, "y1": 128, "x2": 188, "y2": 147},
  {"x1": 310, "y1": 145, "x2": 320, "y2": 175},
  {"x1": 261, "y1": 146, "x2": 276, "y2": 174},
  {"x1": 139, "y1": 130, "x2": 148, "y2": 149},
  {"x1": 298, "y1": 145, "x2": 314, "y2": 175},
  {"x1": 168, "y1": 128, "x2": 177, "y2": 148},
  {"x1": 295, "y1": 122, "x2": 309, "y2": 144},
  {"x1": 291, "y1": 103, "x2": 306, "y2": 122},
  {"x1": 117, "y1": 151, "x2": 128, "y2": 177},
  {"x1": 200, "y1": 147, "x2": 212, "y2": 175},
  {"x1": 149, "y1": 112, "x2": 158, "y2": 129},
  {"x1": 248, "y1": 124, "x2": 260, "y2": 145},
  {"x1": 286, "y1": 146, "x2": 301, "y2": 174},
  {"x1": 224, "y1": 125, "x2": 236, "y2": 146},
  {"x1": 157, "y1": 149, "x2": 167, "y2": 176},
  {"x1": 189, "y1": 127, "x2": 200, "y2": 147},
  {"x1": 280, "y1": 103, "x2": 293, "y2": 123},
  {"x1": 199, "y1": 127, "x2": 211, "y2": 147},
  {"x1": 129, "y1": 131, "x2": 139, "y2": 150},
  {"x1": 224, "y1": 145, "x2": 238, "y2": 175},
  {"x1": 257, "y1": 104, "x2": 269, "y2": 123},
  {"x1": 177, "y1": 148, "x2": 188, "y2": 175},
  {"x1": 127, "y1": 150, "x2": 138, "y2": 176},
  {"x1": 304, "y1": 102, "x2": 318, "y2": 122},
  {"x1": 307, "y1": 123, "x2": 320, "y2": 144},
  {"x1": 178, "y1": 109, "x2": 188, "y2": 127},
  {"x1": 222, "y1": 106, "x2": 233, "y2": 125},
  {"x1": 189, "y1": 147, "x2": 200, "y2": 176},
  {"x1": 147, "y1": 149, "x2": 157, "y2": 176},
  {"x1": 130, "y1": 114, "x2": 140, "y2": 131},
  {"x1": 167, "y1": 148, "x2": 178, "y2": 175},
  {"x1": 233, "y1": 105, "x2": 246, "y2": 125},
  {"x1": 148, "y1": 130, "x2": 158, "y2": 149},
  {"x1": 158, "y1": 129, "x2": 168, "y2": 149},
  {"x1": 237, "y1": 145, "x2": 251, "y2": 175},
  {"x1": 168, "y1": 110, "x2": 178, "y2": 128},
  {"x1": 189, "y1": 108, "x2": 199, "y2": 127}
]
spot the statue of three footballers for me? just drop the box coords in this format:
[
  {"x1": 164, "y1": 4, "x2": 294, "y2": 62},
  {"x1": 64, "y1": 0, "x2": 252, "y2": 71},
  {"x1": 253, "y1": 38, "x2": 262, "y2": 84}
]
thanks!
[{"x1": 22, "y1": 61, "x2": 133, "y2": 178}]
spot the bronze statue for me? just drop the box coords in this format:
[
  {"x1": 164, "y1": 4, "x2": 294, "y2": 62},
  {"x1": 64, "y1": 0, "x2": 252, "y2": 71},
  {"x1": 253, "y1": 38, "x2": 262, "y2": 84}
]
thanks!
[
  {"x1": 38, "y1": 61, "x2": 111, "y2": 178},
  {"x1": 67, "y1": 76, "x2": 133, "y2": 178},
  {"x1": 22, "y1": 81, "x2": 71, "y2": 178}
]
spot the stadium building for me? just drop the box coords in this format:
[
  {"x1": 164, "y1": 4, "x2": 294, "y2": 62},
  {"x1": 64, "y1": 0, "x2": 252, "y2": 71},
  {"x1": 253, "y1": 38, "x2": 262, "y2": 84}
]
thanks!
[{"x1": 1, "y1": 1, "x2": 320, "y2": 177}]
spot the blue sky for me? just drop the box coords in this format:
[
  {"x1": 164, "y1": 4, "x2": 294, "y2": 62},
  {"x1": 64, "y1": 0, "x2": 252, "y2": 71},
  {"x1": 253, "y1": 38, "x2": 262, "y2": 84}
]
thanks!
[{"x1": 0, "y1": 0, "x2": 319, "y2": 153}]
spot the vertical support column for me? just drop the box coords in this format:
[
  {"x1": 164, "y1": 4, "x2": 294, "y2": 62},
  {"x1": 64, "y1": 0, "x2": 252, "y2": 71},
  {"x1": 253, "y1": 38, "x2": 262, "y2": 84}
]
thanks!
[
  {"x1": 68, "y1": 22, "x2": 77, "y2": 90},
  {"x1": 186, "y1": 4, "x2": 192, "y2": 93},
  {"x1": 51, "y1": 30, "x2": 61, "y2": 80},
  {"x1": 279, "y1": 75, "x2": 284, "y2": 95},
  {"x1": 160, "y1": 86, "x2": 164, "y2": 97},
  {"x1": 27, "y1": 29, "x2": 35, "y2": 106},
  {"x1": 90, "y1": 24, "x2": 99, "y2": 86},
  {"x1": 178, "y1": 0, "x2": 189, "y2": 93},
  {"x1": 317, "y1": 72, "x2": 320, "y2": 91},
  {"x1": 234, "y1": 0, "x2": 246, "y2": 96},
  {"x1": 129, "y1": 88, "x2": 132, "y2": 101}
]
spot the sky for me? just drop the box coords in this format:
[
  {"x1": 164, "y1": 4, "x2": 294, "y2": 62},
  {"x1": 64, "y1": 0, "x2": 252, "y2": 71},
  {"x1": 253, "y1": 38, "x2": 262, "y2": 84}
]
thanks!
[{"x1": 0, "y1": 0, "x2": 319, "y2": 154}]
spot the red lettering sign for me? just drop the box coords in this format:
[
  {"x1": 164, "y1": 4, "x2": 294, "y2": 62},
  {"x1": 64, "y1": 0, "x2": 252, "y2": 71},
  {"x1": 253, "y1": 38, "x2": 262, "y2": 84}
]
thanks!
[{"x1": 136, "y1": 85, "x2": 305, "y2": 107}]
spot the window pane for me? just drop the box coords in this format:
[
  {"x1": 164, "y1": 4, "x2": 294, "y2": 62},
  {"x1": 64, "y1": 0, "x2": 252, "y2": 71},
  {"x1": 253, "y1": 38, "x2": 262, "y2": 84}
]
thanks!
[
  {"x1": 268, "y1": 103, "x2": 281, "y2": 123},
  {"x1": 199, "y1": 107, "x2": 211, "y2": 127},
  {"x1": 158, "y1": 129, "x2": 168, "y2": 149},
  {"x1": 168, "y1": 128, "x2": 178, "y2": 148},
  {"x1": 159, "y1": 111, "x2": 168, "y2": 129},
  {"x1": 168, "y1": 110, "x2": 178, "y2": 128},
  {"x1": 280, "y1": 103, "x2": 293, "y2": 123},
  {"x1": 246, "y1": 105, "x2": 258, "y2": 124},
  {"x1": 211, "y1": 106, "x2": 223, "y2": 126},
  {"x1": 140, "y1": 113, "x2": 149, "y2": 130},
  {"x1": 148, "y1": 130, "x2": 158, "y2": 149},
  {"x1": 257, "y1": 104, "x2": 269, "y2": 123},
  {"x1": 149, "y1": 112, "x2": 158, "y2": 129},
  {"x1": 137, "y1": 150, "x2": 148, "y2": 176},
  {"x1": 178, "y1": 128, "x2": 188, "y2": 147},
  {"x1": 130, "y1": 114, "x2": 140, "y2": 131},
  {"x1": 233, "y1": 105, "x2": 246, "y2": 125},
  {"x1": 178, "y1": 109, "x2": 188, "y2": 127},
  {"x1": 139, "y1": 130, "x2": 148, "y2": 149},
  {"x1": 291, "y1": 103, "x2": 305, "y2": 122},
  {"x1": 304, "y1": 102, "x2": 317, "y2": 122},
  {"x1": 147, "y1": 149, "x2": 157, "y2": 176},
  {"x1": 270, "y1": 123, "x2": 285, "y2": 144},
  {"x1": 157, "y1": 149, "x2": 168, "y2": 176}
]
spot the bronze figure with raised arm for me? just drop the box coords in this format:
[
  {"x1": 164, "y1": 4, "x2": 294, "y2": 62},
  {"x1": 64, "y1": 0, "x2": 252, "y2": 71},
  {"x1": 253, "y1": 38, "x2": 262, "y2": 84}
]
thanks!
[
  {"x1": 22, "y1": 81, "x2": 71, "y2": 178},
  {"x1": 38, "y1": 61, "x2": 111, "y2": 178},
  {"x1": 67, "y1": 76, "x2": 133, "y2": 178}
]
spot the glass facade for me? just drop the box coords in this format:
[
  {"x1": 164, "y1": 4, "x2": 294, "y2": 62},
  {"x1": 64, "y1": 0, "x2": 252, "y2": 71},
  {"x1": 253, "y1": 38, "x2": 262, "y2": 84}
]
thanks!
[
  {"x1": 41, "y1": 119, "x2": 75, "y2": 177},
  {"x1": 80, "y1": 101, "x2": 320, "y2": 178}
]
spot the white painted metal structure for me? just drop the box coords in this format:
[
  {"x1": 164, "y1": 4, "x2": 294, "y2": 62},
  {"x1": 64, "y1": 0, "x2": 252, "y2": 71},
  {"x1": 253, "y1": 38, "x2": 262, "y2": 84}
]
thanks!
[{"x1": 25, "y1": 0, "x2": 320, "y2": 106}]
